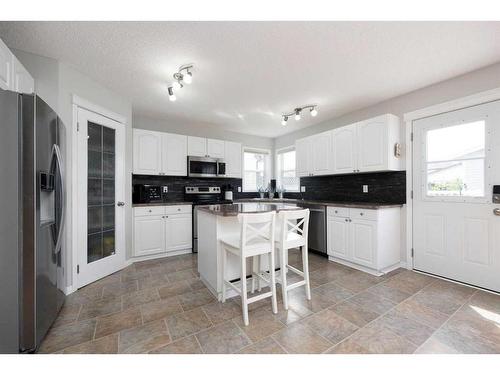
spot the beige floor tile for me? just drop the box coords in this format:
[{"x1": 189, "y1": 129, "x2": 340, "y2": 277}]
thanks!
[
  {"x1": 140, "y1": 297, "x2": 184, "y2": 323},
  {"x1": 118, "y1": 319, "x2": 170, "y2": 353},
  {"x1": 302, "y1": 309, "x2": 359, "y2": 345},
  {"x1": 64, "y1": 286, "x2": 103, "y2": 307},
  {"x1": 78, "y1": 297, "x2": 122, "y2": 320},
  {"x1": 101, "y1": 280, "x2": 139, "y2": 298},
  {"x1": 166, "y1": 308, "x2": 213, "y2": 341},
  {"x1": 150, "y1": 336, "x2": 203, "y2": 354},
  {"x1": 394, "y1": 298, "x2": 449, "y2": 329},
  {"x1": 326, "y1": 338, "x2": 373, "y2": 354},
  {"x1": 376, "y1": 309, "x2": 436, "y2": 346},
  {"x1": 272, "y1": 323, "x2": 332, "y2": 354},
  {"x1": 61, "y1": 334, "x2": 118, "y2": 354},
  {"x1": 382, "y1": 271, "x2": 434, "y2": 295},
  {"x1": 120, "y1": 269, "x2": 151, "y2": 283},
  {"x1": 38, "y1": 319, "x2": 96, "y2": 353},
  {"x1": 177, "y1": 289, "x2": 216, "y2": 311},
  {"x1": 167, "y1": 269, "x2": 197, "y2": 283},
  {"x1": 122, "y1": 288, "x2": 160, "y2": 309},
  {"x1": 233, "y1": 307, "x2": 285, "y2": 342},
  {"x1": 349, "y1": 321, "x2": 417, "y2": 354},
  {"x1": 137, "y1": 274, "x2": 171, "y2": 291},
  {"x1": 94, "y1": 307, "x2": 142, "y2": 339},
  {"x1": 412, "y1": 280, "x2": 475, "y2": 316},
  {"x1": 158, "y1": 280, "x2": 192, "y2": 299},
  {"x1": 238, "y1": 337, "x2": 287, "y2": 354},
  {"x1": 202, "y1": 300, "x2": 242, "y2": 325},
  {"x1": 52, "y1": 304, "x2": 82, "y2": 328},
  {"x1": 274, "y1": 300, "x2": 314, "y2": 325},
  {"x1": 334, "y1": 271, "x2": 382, "y2": 293},
  {"x1": 366, "y1": 282, "x2": 412, "y2": 303},
  {"x1": 195, "y1": 321, "x2": 251, "y2": 354},
  {"x1": 186, "y1": 279, "x2": 206, "y2": 291},
  {"x1": 349, "y1": 291, "x2": 398, "y2": 315},
  {"x1": 468, "y1": 290, "x2": 500, "y2": 313},
  {"x1": 329, "y1": 300, "x2": 379, "y2": 327},
  {"x1": 428, "y1": 325, "x2": 500, "y2": 353},
  {"x1": 414, "y1": 336, "x2": 462, "y2": 354}
]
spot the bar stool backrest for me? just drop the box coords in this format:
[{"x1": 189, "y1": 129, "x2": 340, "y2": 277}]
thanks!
[
  {"x1": 237, "y1": 211, "x2": 276, "y2": 253},
  {"x1": 278, "y1": 208, "x2": 310, "y2": 246}
]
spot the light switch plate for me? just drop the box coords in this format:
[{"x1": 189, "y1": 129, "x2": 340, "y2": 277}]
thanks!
[
  {"x1": 301, "y1": 186, "x2": 306, "y2": 192},
  {"x1": 237, "y1": 186, "x2": 241, "y2": 192},
  {"x1": 363, "y1": 185, "x2": 368, "y2": 193},
  {"x1": 162, "y1": 186, "x2": 168, "y2": 193}
]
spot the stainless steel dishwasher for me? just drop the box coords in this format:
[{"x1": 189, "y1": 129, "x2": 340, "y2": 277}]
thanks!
[{"x1": 297, "y1": 202, "x2": 327, "y2": 255}]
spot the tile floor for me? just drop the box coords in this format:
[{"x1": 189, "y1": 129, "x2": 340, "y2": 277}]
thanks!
[{"x1": 39, "y1": 250, "x2": 500, "y2": 354}]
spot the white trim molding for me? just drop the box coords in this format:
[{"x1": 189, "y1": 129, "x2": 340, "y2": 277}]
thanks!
[
  {"x1": 72, "y1": 95, "x2": 127, "y2": 125},
  {"x1": 403, "y1": 87, "x2": 500, "y2": 271}
]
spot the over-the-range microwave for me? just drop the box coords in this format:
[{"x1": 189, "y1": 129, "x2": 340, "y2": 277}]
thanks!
[{"x1": 187, "y1": 156, "x2": 226, "y2": 178}]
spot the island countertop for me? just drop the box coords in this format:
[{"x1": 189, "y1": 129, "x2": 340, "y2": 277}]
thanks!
[{"x1": 197, "y1": 202, "x2": 301, "y2": 216}]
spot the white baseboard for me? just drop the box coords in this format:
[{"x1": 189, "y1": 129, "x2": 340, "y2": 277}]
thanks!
[
  {"x1": 327, "y1": 256, "x2": 402, "y2": 277},
  {"x1": 130, "y1": 249, "x2": 192, "y2": 263}
]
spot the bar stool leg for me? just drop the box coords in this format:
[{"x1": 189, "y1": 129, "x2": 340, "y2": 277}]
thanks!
[
  {"x1": 280, "y1": 246, "x2": 289, "y2": 310},
  {"x1": 257, "y1": 255, "x2": 262, "y2": 291},
  {"x1": 302, "y1": 245, "x2": 311, "y2": 300},
  {"x1": 251, "y1": 256, "x2": 257, "y2": 294},
  {"x1": 241, "y1": 255, "x2": 249, "y2": 326},
  {"x1": 221, "y1": 246, "x2": 227, "y2": 303},
  {"x1": 269, "y1": 250, "x2": 278, "y2": 314}
]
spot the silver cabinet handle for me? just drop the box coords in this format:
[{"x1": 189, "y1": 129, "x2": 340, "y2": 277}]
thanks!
[
  {"x1": 360, "y1": 212, "x2": 364, "y2": 216},
  {"x1": 148, "y1": 209, "x2": 152, "y2": 213},
  {"x1": 494, "y1": 208, "x2": 500, "y2": 216},
  {"x1": 117, "y1": 201, "x2": 125, "y2": 207}
]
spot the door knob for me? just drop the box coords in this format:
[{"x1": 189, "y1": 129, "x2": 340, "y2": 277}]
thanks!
[
  {"x1": 494, "y1": 208, "x2": 500, "y2": 216},
  {"x1": 117, "y1": 201, "x2": 125, "y2": 207}
]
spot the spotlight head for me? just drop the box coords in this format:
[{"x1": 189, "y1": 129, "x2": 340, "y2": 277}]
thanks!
[
  {"x1": 172, "y1": 81, "x2": 182, "y2": 90},
  {"x1": 281, "y1": 115, "x2": 288, "y2": 126},
  {"x1": 168, "y1": 87, "x2": 176, "y2": 102},
  {"x1": 310, "y1": 107, "x2": 318, "y2": 117},
  {"x1": 295, "y1": 109, "x2": 301, "y2": 121}
]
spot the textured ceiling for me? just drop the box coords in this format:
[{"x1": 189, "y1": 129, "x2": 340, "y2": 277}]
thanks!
[{"x1": 1, "y1": 21, "x2": 499, "y2": 138}]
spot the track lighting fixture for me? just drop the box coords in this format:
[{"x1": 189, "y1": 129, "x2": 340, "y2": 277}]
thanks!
[
  {"x1": 280, "y1": 105, "x2": 318, "y2": 125},
  {"x1": 168, "y1": 64, "x2": 194, "y2": 102}
]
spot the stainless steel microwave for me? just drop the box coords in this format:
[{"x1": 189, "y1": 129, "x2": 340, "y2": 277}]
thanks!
[{"x1": 187, "y1": 156, "x2": 226, "y2": 178}]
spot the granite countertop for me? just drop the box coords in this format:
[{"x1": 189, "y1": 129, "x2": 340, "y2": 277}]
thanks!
[
  {"x1": 234, "y1": 198, "x2": 403, "y2": 209},
  {"x1": 197, "y1": 202, "x2": 302, "y2": 216},
  {"x1": 132, "y1": 201, "x2": 192, "y2": 207}
]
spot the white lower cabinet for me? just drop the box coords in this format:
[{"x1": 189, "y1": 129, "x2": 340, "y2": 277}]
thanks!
[
  {"x1": 327, "y1": 206, "x2": 400, "y2": 275},
  {"x1": 134, "y1": 205, "x2": 192, "y2": 258}
]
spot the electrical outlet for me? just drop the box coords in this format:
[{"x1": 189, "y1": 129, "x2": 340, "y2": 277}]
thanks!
[
  {"x1": 363, "y1": 185, "x2": 368, "y2": 193},
  {"x1": 301, "y1": 186, "x2": 306, "y2": 193},
  {"x1": 162, "y1": 186, "x2": 168, "y2": 193},
  {"x1": 237, "y1": 186, "x2": 241, "y2": 192}
]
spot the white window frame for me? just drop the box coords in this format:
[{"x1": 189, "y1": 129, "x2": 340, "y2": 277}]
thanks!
[
  {"x1": 275, "y1": 146, "x2": 300, "y2": 192},
  {"x1": 242, "y1": 147, "x2": 271, "y2": 192}
]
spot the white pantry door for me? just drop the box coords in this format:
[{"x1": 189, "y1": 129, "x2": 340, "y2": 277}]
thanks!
[
  {"x1": 413, "y1": 100, "x2": 500, "y2": 292},
  {"x1": 77, "y1": 108, "x2": 126, "y2": 288}
]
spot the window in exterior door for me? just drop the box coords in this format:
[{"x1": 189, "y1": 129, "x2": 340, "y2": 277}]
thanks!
[
  {"x1": 425, "y1": 120, "x2": 485, "y2": 198},
  {"x1": 87, "y1": 122, "x2": 116, "y2": 263}
]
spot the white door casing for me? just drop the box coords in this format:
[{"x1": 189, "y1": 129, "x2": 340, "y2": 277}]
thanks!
[
  {"x1": 76, "y1": 107, "x2": 126, "y2": 288},
  {"x1": 412, "y1": 100, "x2": 500, "y2": 292}
]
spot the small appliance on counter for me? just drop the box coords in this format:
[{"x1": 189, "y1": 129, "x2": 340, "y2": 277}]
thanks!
[
  {"x1": 224, "y1": 184, "x2": 234, "y2": 201},
  {"x1": 133, "y1": 184, "x2": 168, "y2": 204}
]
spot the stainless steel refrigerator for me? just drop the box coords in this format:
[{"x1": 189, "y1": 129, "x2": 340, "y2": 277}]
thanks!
[{"x1": 0, "y1": 88, "x2": 66, "y2": 353}]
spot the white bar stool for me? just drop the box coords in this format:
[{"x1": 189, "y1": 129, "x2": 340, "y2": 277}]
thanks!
[
  {"x1": 220, "y1": 211, "x2": 278, "y2": 326},
  {"x1": 275, "y1": 209, "x2": 311, "y2": 310}
]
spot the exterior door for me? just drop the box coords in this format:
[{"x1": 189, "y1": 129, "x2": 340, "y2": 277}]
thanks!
[
  {"x1": 332, "y1": 125, "x2": 357, "y2": 174},
  {"x1": 77, "y1": 108, "x2": 126, "y2": 288},
  {"x1": 413, "y1": 101, "x2": 500, "y2": 292}
]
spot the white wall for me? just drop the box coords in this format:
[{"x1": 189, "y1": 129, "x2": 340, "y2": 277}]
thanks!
[{"x1": 12, "y1": 49, "x2": 133, "y2": 291}]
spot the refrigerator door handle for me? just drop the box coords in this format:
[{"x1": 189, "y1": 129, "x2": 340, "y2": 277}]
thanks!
[{"x1": 52, "y1": 144, "x2": 65, "y2": 254}]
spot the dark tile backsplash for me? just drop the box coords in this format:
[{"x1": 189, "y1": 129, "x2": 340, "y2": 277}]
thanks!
[
  {"x1": 284, "y1": 171, "x2": 406, "y2": 204},
  {"x1": 132, "y1": 175, "x2": 259, "y2": 203},
  {"x1": 133, "y1": 171, "x2": 406, "y2": 204}
]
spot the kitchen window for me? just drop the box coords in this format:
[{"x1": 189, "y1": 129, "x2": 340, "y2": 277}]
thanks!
[
  {"x1": 276, "y1": 147, "x2": 299, "y2": 192},
  {"x1": 243, "y1": 148, "x2": 271, "y2": 192}
]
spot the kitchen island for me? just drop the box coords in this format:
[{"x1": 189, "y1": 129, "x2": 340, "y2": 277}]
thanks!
[{"x1": 197, "y1": 202, "x2": 301, "y2": 300}]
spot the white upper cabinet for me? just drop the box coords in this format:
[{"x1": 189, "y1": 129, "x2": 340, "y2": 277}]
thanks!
[
  {"x1": 0, "y1": 38, "x2": 34, "y2": 93},
  {"x1": 133, "y1": 129, "x2": 162, "y2": 175},
  {"x1": 188, "y1": 136, "x2": 207, "y2": 157},
  {"x1": 224, "y1": 141, "x2": 242, "y2": 177},
  {"x1": 296, "y1": 113, "x2": 402, "y2": 177},
  {"x1": 207, "y1": 139, "x2": 225, "y2": 158},
  {"x1": 0, "y1": 38, "x2": 12, "y2": 90},
  {"x1": 12, "y1": 55, "x2": 34, "y2": 94},
  {"x1": 162, "y1": 133, "x2": 187, "y2": 176},
  {"x1": 332, "y1": 124, "x2": 357, "y2": 174}
]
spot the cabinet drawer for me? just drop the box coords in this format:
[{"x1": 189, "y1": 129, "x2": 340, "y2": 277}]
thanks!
[
  {"x1": 134, "y1": 206, "x2": 166, "y2": 217},
  {"x1": 327, "y1": 206, "x2": 349, "y2": 218},
  {"x1": 350, "y1": 208, "x2": 378, "y2": 221},
  {"x1": 165, "y1": 205, "x2": 192, "y2": 215}
]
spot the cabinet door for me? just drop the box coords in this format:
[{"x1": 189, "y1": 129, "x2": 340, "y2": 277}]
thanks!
[
  {"x1": 327, "y1": 217, "x2": 349, "y2": 260},
  {"x1": 357, "y1": 118, "x2": 387, "y2": 172},
  {"x1": 165, "y1": 213, "x2": 192, "y2": 252},
  {"x1": 133, "y1": 129, "x2": 162, "y2": 175},
  {"x1": 188, "y1": 136, "x2": 207, "y2": 157},
  {"x1": 296, "y1": 137, "x2": 311, "y2": 177},
  {"x1": 0, "y1": 39, "x2": 12, "y2": 90},
  {"x1": 207, "y1": 138, "x2": 225, "y2": 158},
  {"x1": 162, "y1": 133, "x2": 187, "y2": 176},
  {"x1": 332, "y1": 124, "x2": 357, "y2": 174},
  {"x1": 224, "y1": 141, "x2": 242, "y2": 177},
  {"x1": 134, "y1": 215, "x2": 166, "y2": 257},
  {"x1": 311, "y1": 131, "x2": 332, "y2": 176},
  {"x1": 12, "y1": 56, "x2": 34, "y2": 94},
  {"x1": 350, "y1": 218, "x2": 376, "y2": 268}
]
